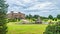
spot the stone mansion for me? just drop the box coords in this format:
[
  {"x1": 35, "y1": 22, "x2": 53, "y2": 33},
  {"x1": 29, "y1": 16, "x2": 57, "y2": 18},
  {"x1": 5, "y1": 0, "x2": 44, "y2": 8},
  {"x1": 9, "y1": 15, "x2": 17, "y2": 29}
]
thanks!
[{"x1": 7, "y1": 11, "x2": 25, "y2": 19}]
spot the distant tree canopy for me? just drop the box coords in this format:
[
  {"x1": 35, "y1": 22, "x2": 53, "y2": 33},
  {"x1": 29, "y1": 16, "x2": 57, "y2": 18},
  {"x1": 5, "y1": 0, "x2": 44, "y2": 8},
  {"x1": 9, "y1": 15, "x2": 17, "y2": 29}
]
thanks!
[
  {"x1": 33, "y1": 15, "x2": 39, "y2": 19},
  {"x1": 25, "y1": 14, "x2": 60, "y2": 20},
  {"x1": 57, "y1": 14, "x2": 60, "y2": 19},
  {"x1": 29, "y1": 14, "x2": 33, "y2": 19},
  {"x1": 26, "y1": 14, "x2": 33, "y2": 19},
  {"x1": 26, "y1": 15, "x2": 40, "y2": 19},
  {"x1": 0, "y1": 0, "x2": 8, "y2": 34},
  {"x1": 48, "y1": 15, "x2": 53, "y2": 19},
  {"x1": 40, "y1": 16, "x2": 48, "y2": 20}
]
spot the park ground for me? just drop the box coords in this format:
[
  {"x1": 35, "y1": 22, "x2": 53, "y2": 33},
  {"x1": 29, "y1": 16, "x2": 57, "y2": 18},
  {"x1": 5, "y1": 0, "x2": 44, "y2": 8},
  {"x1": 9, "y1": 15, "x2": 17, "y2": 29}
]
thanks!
[
  {"x1": 7, "y1": 19, "x2": 60, "y2": 34},
  {"x1": 7, "y1": 22, "x2": 47, "y2": 34}
]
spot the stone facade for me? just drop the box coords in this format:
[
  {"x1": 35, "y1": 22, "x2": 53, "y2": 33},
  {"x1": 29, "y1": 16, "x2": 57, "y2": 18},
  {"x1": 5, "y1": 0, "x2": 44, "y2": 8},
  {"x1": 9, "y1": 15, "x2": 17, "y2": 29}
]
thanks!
[{"x1": 7, "y1": 11, "x2": 25, "y2": 19}]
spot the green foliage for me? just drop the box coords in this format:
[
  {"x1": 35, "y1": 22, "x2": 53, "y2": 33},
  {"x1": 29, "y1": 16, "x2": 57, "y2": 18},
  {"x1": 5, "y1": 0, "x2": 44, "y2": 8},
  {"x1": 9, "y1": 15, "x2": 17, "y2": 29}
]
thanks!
[
  {"x1": 32, "y1": 18, "x2": 36, "y2": 21},
  {"x1": 57, "y1": 14, "x2": 60, "y2": 19},
  {"x1": 25, "y1": 14, "x2": 33, "y2": 19},
  {"x1": 55, "y1": 18, "x2": 57, "y2": 21},
  {"x1": 29, "y1": 14, "x2": 33, "y2": 19},
  {"x1": 44, "y1": 19, "x2": 48, "y2": 22},
  {"x1": 25, "y1": 14, "x2": 60, "y2": 22},
  {"x1": 48, "y1": 15, "x2": 53, "y2": 19},
  {"x1": 44, "y1": 21, "x2": 60, "y2": 34},
  {"x1": 52, "y1": 18, "x2": 54, "y2": 21},
  {"x1": 33, "y1": 15, "x2": 39, "y2": 19},
  {"x1": 40, "y1": 16, "x2": 48, "y2": 20},
  {"x1": 18, "y1": 18, "x2": 21, "y2": 21},
  {"x1": 8, "y1": 19, "x2": 17, "y2": 22},
  {"x1": 25, "y1": 15, "x2": 29, "y2": 19},
  {"x1": 0, "y1": 0, "x2": 8, "y2": 34}
]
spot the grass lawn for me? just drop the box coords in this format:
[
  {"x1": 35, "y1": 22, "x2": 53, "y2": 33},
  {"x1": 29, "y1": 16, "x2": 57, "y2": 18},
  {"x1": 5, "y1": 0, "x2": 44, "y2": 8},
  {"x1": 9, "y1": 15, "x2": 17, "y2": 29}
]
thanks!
[{"x1": 7, "y1": 23, "x2": 47, "y2": 34}]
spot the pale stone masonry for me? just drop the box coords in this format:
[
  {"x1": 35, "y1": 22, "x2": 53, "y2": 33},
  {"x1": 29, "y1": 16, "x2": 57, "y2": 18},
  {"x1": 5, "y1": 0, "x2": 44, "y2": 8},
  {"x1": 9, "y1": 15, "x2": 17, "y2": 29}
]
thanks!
[{"x1": 7, "y1": 11, "x2": 25, "y2": 19}]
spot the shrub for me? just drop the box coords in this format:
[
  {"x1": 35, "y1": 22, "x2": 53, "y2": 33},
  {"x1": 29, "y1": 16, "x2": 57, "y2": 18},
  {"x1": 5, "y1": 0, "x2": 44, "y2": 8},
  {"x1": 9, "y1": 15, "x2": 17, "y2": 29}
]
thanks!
[
  {"x1": 44, "y1": 19, "x2": 48, "y2": 22},
  {"x1": 8, "y1": 19, "x2": 17, "y2": 22},
  {"x1": 44, "y1": 21, "x2": 60, "y2": 34}
]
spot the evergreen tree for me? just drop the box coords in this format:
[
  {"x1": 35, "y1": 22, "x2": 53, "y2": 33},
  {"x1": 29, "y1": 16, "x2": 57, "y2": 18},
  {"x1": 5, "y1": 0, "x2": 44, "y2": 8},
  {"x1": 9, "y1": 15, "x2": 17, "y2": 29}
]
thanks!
[{"x1": 0, "y1": 0, "x2": 8, "y2": 34}]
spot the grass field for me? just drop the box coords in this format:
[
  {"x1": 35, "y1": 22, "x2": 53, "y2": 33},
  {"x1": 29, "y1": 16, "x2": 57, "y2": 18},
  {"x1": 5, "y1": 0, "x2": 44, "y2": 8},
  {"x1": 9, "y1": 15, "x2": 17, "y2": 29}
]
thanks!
[{"x1": 7, "y1": 23, "x2": 47, "y2": 34}]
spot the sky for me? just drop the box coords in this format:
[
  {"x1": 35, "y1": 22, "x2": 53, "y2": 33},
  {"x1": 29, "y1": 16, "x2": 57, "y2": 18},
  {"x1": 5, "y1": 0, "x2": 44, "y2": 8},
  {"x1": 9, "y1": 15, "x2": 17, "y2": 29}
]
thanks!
[{"x1": 6, "y1": 0, "x2": 60, "y2": 17}]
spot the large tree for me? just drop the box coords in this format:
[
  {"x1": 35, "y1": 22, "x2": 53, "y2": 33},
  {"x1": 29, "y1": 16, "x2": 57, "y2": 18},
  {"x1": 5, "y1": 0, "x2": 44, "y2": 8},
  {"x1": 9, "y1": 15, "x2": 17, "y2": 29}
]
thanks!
[{"x1": 0, "y1": 0, "x2": 8, "y2": 34}]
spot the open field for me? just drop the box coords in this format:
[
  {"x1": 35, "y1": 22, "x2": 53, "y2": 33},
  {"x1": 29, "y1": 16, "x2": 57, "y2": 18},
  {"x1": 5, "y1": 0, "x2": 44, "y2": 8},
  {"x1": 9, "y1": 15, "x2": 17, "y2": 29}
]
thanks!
[{"x1": 7, "y1": 23, "x2": 47, "y2": 34}]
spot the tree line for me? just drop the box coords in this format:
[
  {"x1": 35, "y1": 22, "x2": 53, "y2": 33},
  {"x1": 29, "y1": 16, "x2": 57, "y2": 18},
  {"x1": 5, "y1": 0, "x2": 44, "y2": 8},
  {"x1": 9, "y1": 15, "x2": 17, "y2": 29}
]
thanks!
[{"x1": 25, "y1": 14, "x2": 60, "y2": 20}]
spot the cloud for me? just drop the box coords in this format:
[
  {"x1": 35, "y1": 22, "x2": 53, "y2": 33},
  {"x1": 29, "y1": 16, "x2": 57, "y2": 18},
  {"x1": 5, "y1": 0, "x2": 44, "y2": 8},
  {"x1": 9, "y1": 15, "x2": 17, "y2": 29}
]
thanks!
[
  {"x1": 6, "y1": 0, "x2": 25, "y2": 6},
  {"x1": 25, "y1": 2, "x2": 52, "y2": 10},
  {"x1": 21, "y1": 0, "x2": 37, "y2": 3},
  {"x1": 6, "y1": 0, "x2": 60, "y2": 17},
  {"x1": 23, "y1": 2, "x2": 59, "y2": 13}
]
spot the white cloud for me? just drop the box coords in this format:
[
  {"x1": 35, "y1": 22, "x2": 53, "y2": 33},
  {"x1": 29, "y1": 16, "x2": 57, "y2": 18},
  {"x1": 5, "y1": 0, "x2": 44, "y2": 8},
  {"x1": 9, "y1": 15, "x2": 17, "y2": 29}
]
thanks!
[
  {"x1": 24, "y1": 1, "x2": 60, "y2": 13},
  {"x1": 8, "y1": 6, "x2": 20, "y2": 13},
  {"x1": 22, "y1": 0, "x2": 32, "y2": 3},
  {"x1": 25, "y1": 2, "x2": 54, "y2": 10},
  {"x1": 6, "y1": 0, "x2": 25, "y2": 6},
  {"x1": 6, "y1": 0, "x2": 60, "y2": 17},
  {"x1": 22, "y1": 0, "x2": 38, "y2": 3}
]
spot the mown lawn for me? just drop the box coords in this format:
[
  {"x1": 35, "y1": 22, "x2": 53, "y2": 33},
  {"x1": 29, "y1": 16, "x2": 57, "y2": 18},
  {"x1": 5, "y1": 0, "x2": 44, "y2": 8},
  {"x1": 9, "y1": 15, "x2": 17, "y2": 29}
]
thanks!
[{"x1": 7, "y1": 23, "x2": 47, "y2": 34}]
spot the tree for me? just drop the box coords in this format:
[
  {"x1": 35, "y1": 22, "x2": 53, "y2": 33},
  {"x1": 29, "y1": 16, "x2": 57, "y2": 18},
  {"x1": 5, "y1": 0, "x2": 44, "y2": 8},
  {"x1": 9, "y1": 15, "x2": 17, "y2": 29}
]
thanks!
[
  {"x1": 26, "y1": 14, "x2": 33, "y2": 19},
  {"x1": 48, "y1": 15, "x2": 53, "y2": 19},
  {"x1": 0, "y1": 0, "x2": 8, "y2": 34},
  {"x1": 33, "y1": 15, "x2": 39, "y2": 19},
  {"x1": 57, "y1": 14, "x2": 60, "y2": 19},
  {"x1": 54, "y1": 18, "x2": 57, "y2": 21},
  {"x1": 40, "y1": 16, "x2": 48, "y2": 20},
  {"x1": 25, "y1": 15, "x2": 29, "y2": 19},
  {"x1": 29, "y1": 14, "x2": 33, "y2": 19}
]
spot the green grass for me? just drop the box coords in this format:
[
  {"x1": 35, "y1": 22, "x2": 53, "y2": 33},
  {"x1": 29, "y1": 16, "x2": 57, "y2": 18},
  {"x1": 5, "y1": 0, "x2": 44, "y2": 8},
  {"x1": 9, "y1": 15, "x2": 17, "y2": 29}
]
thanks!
[{"x1": 7, "y1": 23, "x2": 47, "y2": 34}]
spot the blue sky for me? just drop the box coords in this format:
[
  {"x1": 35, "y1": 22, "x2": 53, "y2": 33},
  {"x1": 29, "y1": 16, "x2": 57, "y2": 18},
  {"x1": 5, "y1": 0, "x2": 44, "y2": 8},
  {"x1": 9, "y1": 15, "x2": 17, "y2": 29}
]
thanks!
[{"x1": 6, "y1": 0, "x2": 60, "y2": 17}]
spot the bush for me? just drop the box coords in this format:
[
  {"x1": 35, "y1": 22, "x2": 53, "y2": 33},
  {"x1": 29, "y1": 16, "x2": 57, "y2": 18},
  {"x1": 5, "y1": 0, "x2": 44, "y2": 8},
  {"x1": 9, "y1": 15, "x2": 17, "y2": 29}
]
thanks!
[
  {"x1": 44, "y1": 21, "x2": 60, "y2": 34},
  {"x1": 44, "y1": 19, "x2": 48, "y2": 22},
  {"x1": 55, "y1": 18, "x2": 57, "y2": 21},
  {"x1": 8, "y1": 19, "x2": 17, "y2": 22}
]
